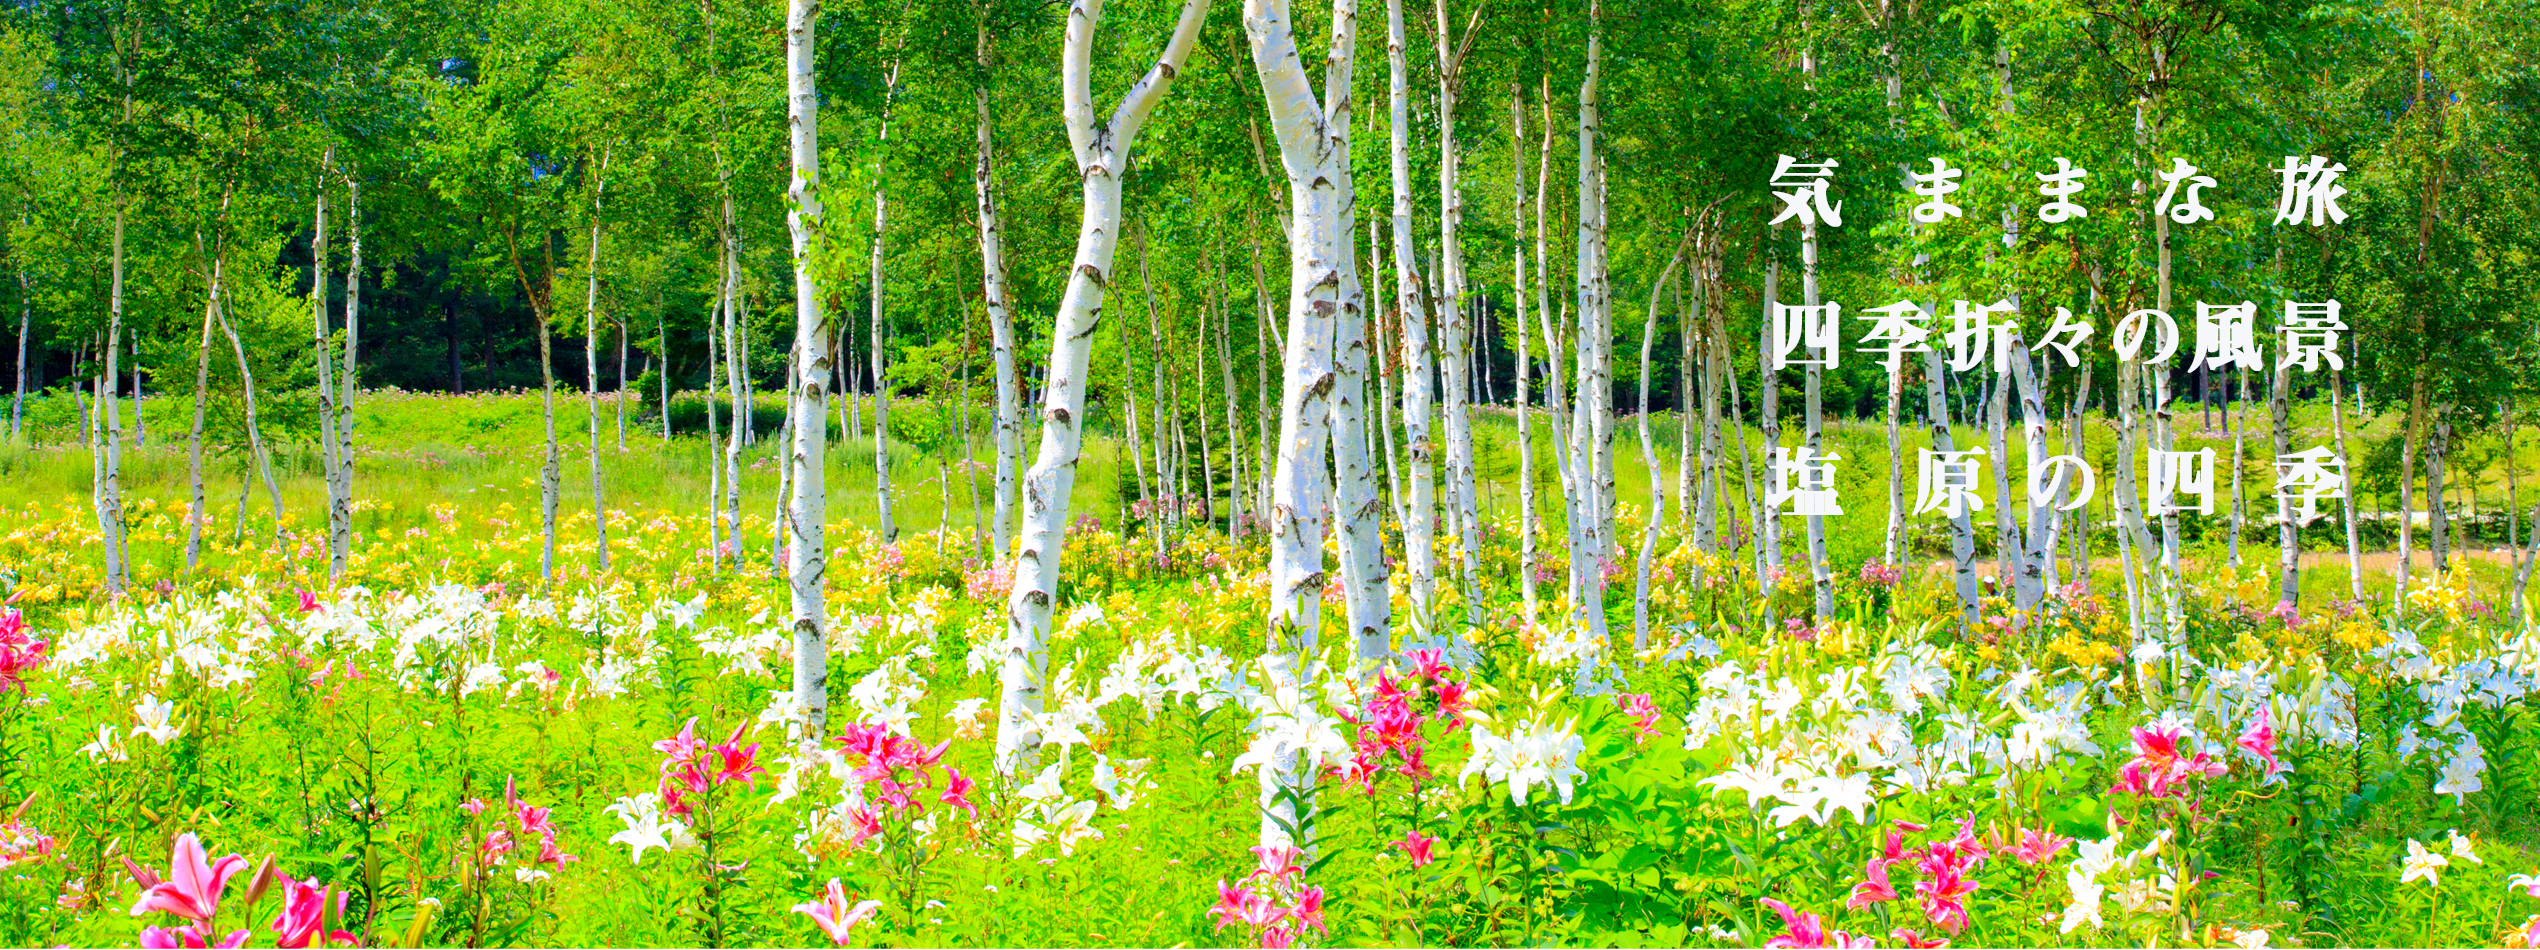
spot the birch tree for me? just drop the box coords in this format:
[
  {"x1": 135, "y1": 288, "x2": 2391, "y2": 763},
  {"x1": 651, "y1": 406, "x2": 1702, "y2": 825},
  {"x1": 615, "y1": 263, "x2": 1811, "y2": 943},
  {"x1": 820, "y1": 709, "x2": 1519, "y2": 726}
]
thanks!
[
  {"x1": 995, "y1": 0, "x2": 1211, "y2": 776},
  {"x1": 1385, "y1": 0, "x2": 1437, "y2": 637},
  {"x1": 1564, "y1": 0, "x2": 1610, "y2": 643},
  {"x1": 584, "y1": 146, "x2": 613, "y2": 572},
  {"x1": 1434, "y1": 0, "x2": 1483, "y2": 617},
  {"x1": 1244, "y1": 0, "x2": 1364, "y2": 850},
  {"x1": 975, "y1": 9, "x2": 1018, "y2": 567},
  {"x1": 783, "y1": 0, "x2": 832, "y2": 747}
]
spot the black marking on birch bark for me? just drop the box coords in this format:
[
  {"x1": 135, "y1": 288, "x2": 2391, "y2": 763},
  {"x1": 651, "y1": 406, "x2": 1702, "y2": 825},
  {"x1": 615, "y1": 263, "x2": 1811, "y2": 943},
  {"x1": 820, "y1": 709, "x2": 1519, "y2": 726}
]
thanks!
[{"x1": 1024, "y1": 588, "x2": 1050, "y2": 607}]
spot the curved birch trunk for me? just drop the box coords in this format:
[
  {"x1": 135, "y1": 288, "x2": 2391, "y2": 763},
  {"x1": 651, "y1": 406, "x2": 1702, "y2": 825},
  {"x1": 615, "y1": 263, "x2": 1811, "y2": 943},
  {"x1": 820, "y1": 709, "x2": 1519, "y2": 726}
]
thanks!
[
  {"x1": 1632, "y1": 230, "x2": 1689, "y2": 652},
  {"x1": 996, "y1": 0, "x2": 1210, "y2": 776},
  {"x1": 216, "y1": 307, "x2": 284, "y2": 542}
]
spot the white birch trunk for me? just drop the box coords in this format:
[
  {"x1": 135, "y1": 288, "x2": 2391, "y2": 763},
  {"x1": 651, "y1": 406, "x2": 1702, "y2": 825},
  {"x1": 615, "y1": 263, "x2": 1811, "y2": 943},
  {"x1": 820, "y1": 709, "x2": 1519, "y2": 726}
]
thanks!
[
  {"x1": 585, "y1": 153, "x2": 612, "y2": 572},
  {"x1": 2331, "y1": 368, "x2": 2363, "y2": 601},
  {"x1": 1434, "y1": 0, "x2": 1480, "y2": 621},
  {"x1": 1385, "y1": 0, "x2": 1437, "y2": 637},
  {"x1": 977, "y1": 22, "x2": 1019, "y2": 567},
  {"x1": 1510, "y1": 87, "x2": 1538, "y2": 623},
  {"x1": 1564, "y1": 1, "x2": 1608, "y2": 642},
  {"x1": 310, "y1": 152, "x2": 344, "y2": 581},
  {"x1": 1925, "y1": 343, "x2": 1977, "y2": 624},
  {"x1": 1245, "y1": 0, "x2": 1359, "y2": 851},
  {"x1": 997, "y1": 0, "x2": 1210, "y2": 775},
  {"x1": 335, "y1": 174, "x2": 362, "y2": 568},
  {"x1": 539, "y1": 289, "x2": 560, "y2": 583},
  {"x1": 784, "y1": 0, "x2": 831, "y2": 750},
  {"x1": 215, "y1": 306, "x2": 284, "y2": 541},
  {"x1": 872, "y1": 53, "x2": 903, "y2": 542},
  {"x1": 185, "y1": 198, "x2": 231, "y2": 572},
  {"x1": 1632, "y1": 232, "x2": 1689, "y2": 652}
]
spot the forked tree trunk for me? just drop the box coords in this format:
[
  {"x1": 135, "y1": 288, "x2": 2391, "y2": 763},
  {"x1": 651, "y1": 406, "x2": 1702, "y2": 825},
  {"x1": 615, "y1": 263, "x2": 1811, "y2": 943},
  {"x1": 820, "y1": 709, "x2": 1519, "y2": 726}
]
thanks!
[
  {"x1": 1245, "y1": 0, "x2": 1360, "y2": 850},
  {"x1": 216, "y1": 307, "x2": 284, "y2": 542},
  {"x1": 996, "y1": 0, "x2": 1210, "y2": 776},
  {"x1": 185, "y1": 193, "x2": 233, "y2": 572}
]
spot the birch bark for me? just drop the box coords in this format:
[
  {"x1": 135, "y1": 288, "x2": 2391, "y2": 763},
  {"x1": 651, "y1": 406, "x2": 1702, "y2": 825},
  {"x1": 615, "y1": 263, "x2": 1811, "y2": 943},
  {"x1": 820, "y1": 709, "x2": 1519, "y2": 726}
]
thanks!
[
  {"x1": 871, "y1": 51, "x2": 903, "y2": 543},
  {"x1": 1566, "y1": 0, "x2": 1609, "y2": 642},
  {"x1": 1385, "y1": 0, "x2": 1437, "y2": 637},
  {"x1": 585, "y1": 149, "x2": 612, "y2": 572},
  {"x1": 336, "y1": 175, "x2": 362, "y2": 566},
  {"x1": 1434, "y1": 0, "x2": 1482, "y2": 620},
  {"x1": 185, "y1": 191, "x2": 233, "y2": 573},
  {"x1": 996, "y1": 0, "x2": 1210, "y2": 776},
  {"x1": 976, "y1": 17, "x2": 1019, "y2": 567},
  {"x1": 784, "y1": 0, "x2": 831, "y2": 748},
  {"x1": 310, "y1": 150, "x2": 344, "y2": 578}
]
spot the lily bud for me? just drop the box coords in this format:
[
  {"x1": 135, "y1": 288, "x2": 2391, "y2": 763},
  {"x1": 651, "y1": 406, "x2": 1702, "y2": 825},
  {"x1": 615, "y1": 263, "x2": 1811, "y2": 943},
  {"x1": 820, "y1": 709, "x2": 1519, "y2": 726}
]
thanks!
[
  {"x1": 239, "y1": 854, "x2": 279, "y2": 915},
  {"x1": 121, "y1": 855, "x2": 161, "y2": 890}
]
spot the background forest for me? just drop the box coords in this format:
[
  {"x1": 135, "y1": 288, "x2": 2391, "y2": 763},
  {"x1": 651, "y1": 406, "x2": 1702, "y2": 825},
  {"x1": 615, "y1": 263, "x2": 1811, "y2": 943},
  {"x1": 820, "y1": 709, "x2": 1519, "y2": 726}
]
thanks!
[{"x1": 3, "y1": 1, "x2": 2540, "y2": 949}]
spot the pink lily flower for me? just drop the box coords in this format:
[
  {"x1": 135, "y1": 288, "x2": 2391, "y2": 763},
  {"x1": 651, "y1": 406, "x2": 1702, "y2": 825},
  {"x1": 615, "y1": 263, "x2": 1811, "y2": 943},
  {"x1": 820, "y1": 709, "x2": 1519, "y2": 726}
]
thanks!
[
  {"x1": 1289, "y1": 885, "x2": 1328, "y2": 934},
  {"x1": 844, "y1": 805, "x2": 885, "y2": 851},
  {"x1": 2012, "y1": 827, "x2": 2074, "y2": 866},
  {"x1": 2237, "y1": 708, "x2": 2287, "y2": 782},
  {"x1": 792, "y1": 878, "x2": 881, "y2": 947},
  {"x1": 653, "y1": 718, "x2": 706, "y2": 762},
  {"x1": 938, "y1": 766, "x2": 978, "y2": 819},
  {"x1": 139, "y1": 924, "x2": 250, "y2": 949},
  {"x1": 269, "y1": 877, "x2": 356, "y2": 949},
  {"x1": 1613, "y1": 693, "x2": 1662, "y2": 744},
  {"x1": 1913, "y1": 860, "x2": 1980, "y2": 936},
  {"x1": 1397, "y1": 829, "x2": 1439, "y2": 868},
  {"x1": 1892, "y1": 927, "x2": 1951, "y2": 948},
  {"x1": 295, "y1": 590, "x2": 321, "y2": 614},
  {"x1": 1206, "y1": 880, "x2": 1260, "y2": 931},
  {"x1": 1250, "y1": 843, "x2": 1305, "y2": 884},
  {"x1": 129, "y1": 833, "x2": 249, "y2": 923},
  {"x1": 1846, "y1": 858, "x2": 1898, "y2": 909},
  {"x1": 710, "y1": 723, "x2": 767, "y2": 787},
  {"x1": 1761, "y1": 897, "x2": 1873, "y2": 948}
]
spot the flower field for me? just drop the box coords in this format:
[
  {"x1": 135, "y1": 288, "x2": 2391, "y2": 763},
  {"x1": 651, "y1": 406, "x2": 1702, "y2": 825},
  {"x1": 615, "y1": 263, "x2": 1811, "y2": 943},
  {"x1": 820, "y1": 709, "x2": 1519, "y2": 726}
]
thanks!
[{"x1": 0, "y1": 435, "x2": 2535, "y2": 950}]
